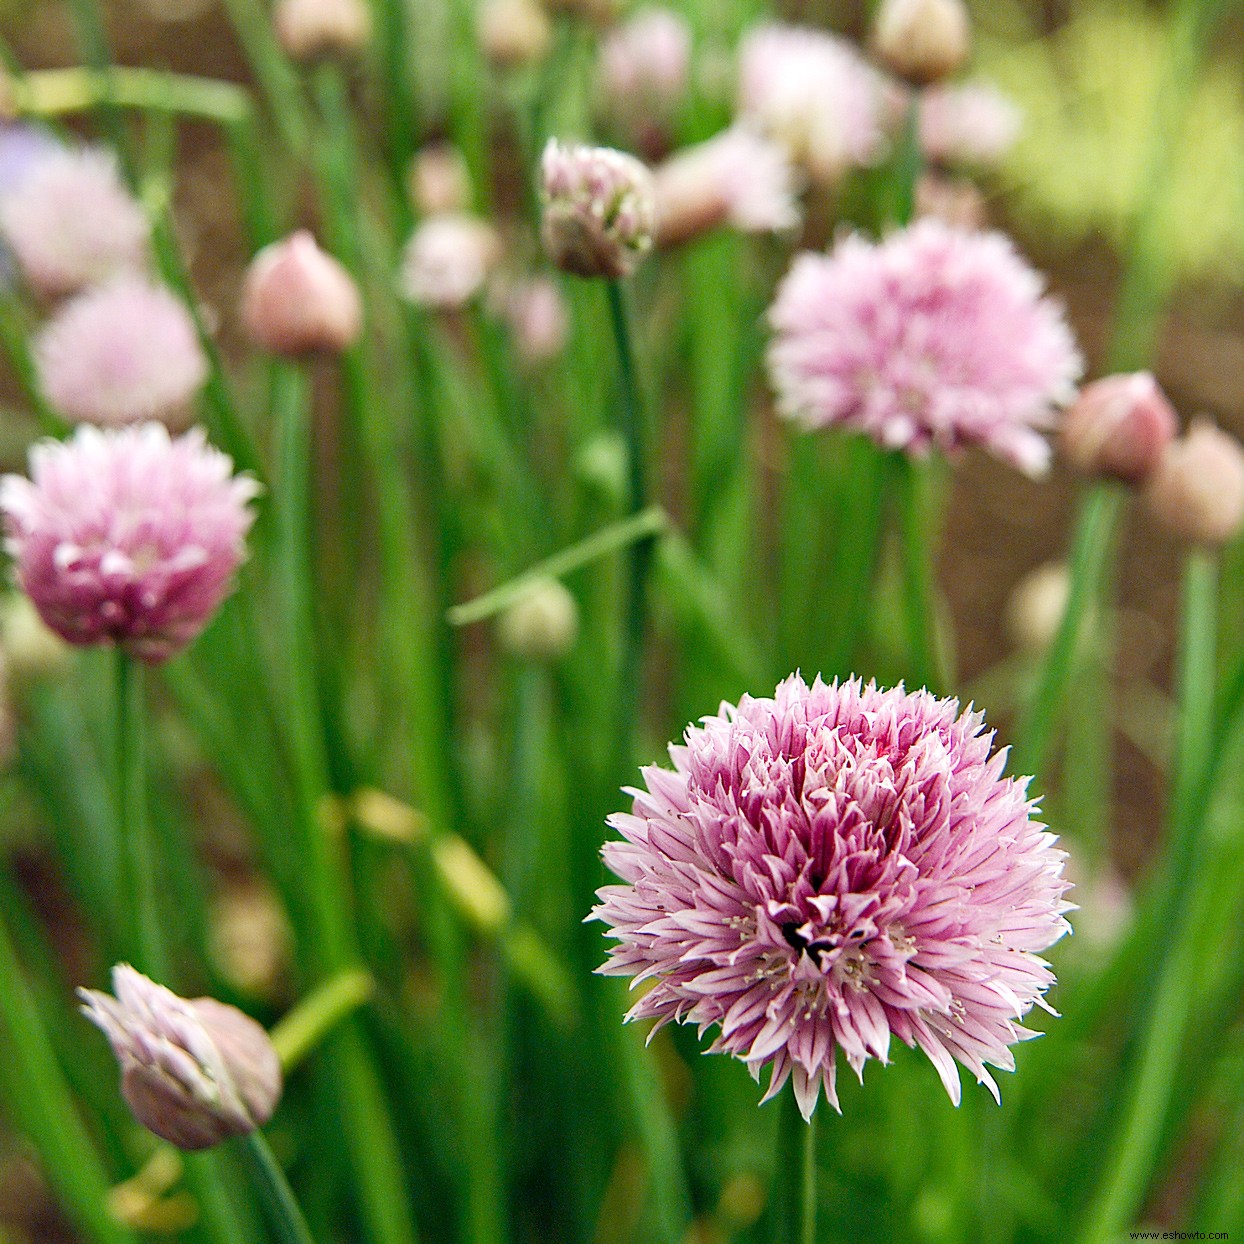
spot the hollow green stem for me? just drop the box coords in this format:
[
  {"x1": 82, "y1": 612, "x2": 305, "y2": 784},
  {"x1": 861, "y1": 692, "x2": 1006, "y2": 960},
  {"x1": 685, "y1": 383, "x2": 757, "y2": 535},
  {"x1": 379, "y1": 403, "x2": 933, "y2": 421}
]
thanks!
[
  {"x1": 605, "y1": 279, "x2": 650, "y2": 772},
  {"x1": 801, "y1": 1111, "x2": 818, "y2": 1244},
  {"x1": 15, "y1": 66, "x2": 250, "y2": 124},
  {"x1": 895, "y1": 454, "x2": 939, "y2": 693},
  {"x1": 1013, "y1": 486, "x2": 1123, "y2": 777},
  {"x1": 116, "y1": 652, "x2": 165, "y2": 979},
  {"x1": 1078, "y1": 552, "x2": 1218, "y2": 1244},
  {"x1": 240, "y1": 1130, "x2": 316, "y2": 1244}
]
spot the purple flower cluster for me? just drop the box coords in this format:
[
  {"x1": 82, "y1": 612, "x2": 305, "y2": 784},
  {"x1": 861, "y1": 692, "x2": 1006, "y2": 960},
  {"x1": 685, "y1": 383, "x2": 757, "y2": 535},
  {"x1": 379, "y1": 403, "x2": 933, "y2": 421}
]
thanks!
[{"x1": 593, "y1": 675, "x2": 1071, "y2": 1118}]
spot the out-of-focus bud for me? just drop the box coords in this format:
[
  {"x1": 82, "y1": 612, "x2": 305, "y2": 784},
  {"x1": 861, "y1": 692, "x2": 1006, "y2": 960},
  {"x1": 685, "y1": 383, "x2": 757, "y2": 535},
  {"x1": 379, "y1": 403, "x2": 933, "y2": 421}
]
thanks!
[
  {"x1": 408, "y1": 144, "x2": 472, "y2": 217},
  {"x1": 497, "y1": 576, "x2": 578, "y2": 660},
  {"x1": 599, "y1": 8, "x2": 691, "y2": 138},
  {"x1": 1059, "y1": 372, "x2": 1176, "y2": 485},
  {"x1": 1006, "y1": 561, "x2": 1070, "y2": 653},
  {"x1": 209, "y1": 887, "x2": 292, "y2": 1000},
  {"x1": 478, "y1": 0, "x2": 552, "y2": 71},
  {"x1": 497, "y1": 275, "x2": 569, "y2": 365},
  {"x1": 540, "y1": 139, "x2": 655, "y2": 280},
  {"x1": 654, "y1": 127, "x2": 800, "y2": 248},
  {"x1": 913, "y1": 172, "x2": 985, "y2": 229},
  {"x1": 0, "y1": 592, "x2": 72, "y2": 682},
  {"x1": 398, "y1": 214, "x2": 501, "y2": 310},
  {"x1": 872, "y1": 0, "x2": 970, "y2": 87},
  {"x1": 1145, "y1": 417, "x2": 1244, "y2": 547},
  {"x1": 241, "y1": 230, "x2": 362, "y2": 356},
  {"x1": 274, "y1": 0, "x2": 371, "y2": 60},
  {"x1": 79, "y1": 965, "x2": 282, "y2": 1151}
]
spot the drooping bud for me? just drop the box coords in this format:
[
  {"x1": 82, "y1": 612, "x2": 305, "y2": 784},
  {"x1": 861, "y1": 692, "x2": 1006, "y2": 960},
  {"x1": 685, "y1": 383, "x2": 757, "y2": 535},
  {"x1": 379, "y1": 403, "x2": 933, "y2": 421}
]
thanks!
[
  {"x1": 398, "y1": 214, "x2": 502, "y2": 310},
  {"x1": 1059, "y1": 372, "x2": 1176, "y2": 484},
  {"x1": 539, "y1": 140, "x2": 655, "y2": 280},
  {"x1": 872, "y1": 0, "x2": 971, "y2": 87},
  {"x1": 1145, "y1": 417, "x2": 1244, "y2": 547},
  {"x1": 274, "y1": 0, "x2": 371, "y2": 60},
  {"x1": 241, "y1": 231, "x2": 363, "y2": 356},
  {"x1": 497, "y1": 576, "x2": 579, "y2": 660},
  {"x1": 79, "y1": 965, "x2": 282, "y2": 1150},
  {"x1": 408, "y1": 144, "x2": 472, "y2": 217},
  {"x1": 478, "y1": 0, "x2": 552, "y2": 71},
  {"x1": 1005, "y1": 561, "x2": 1070, "y2": 653}
]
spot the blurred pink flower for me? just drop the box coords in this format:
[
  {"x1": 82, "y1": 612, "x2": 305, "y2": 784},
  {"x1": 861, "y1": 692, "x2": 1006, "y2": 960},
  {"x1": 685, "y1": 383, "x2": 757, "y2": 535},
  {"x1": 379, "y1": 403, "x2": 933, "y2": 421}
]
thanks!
[
  {"x1": 0, "y1": 147, "x2": 149, "y2": 299},
  {"x1": 80, "y1": 964, "x2": 281, "y2": 1150},
  {"x1": 736, "y1": 24, "x2": 889, "y2": 183},
  {"x1": 654, "y1": 126, "x2": 801, "y2": 248},
  {"x1": 1, "y1": 424, "x2": 258, "y2": 663},
  {"x1": 499, "y1": 275, "x2": 569, "y2": 364},
  {"x1": 767, "y1": 219, "x2": 1082, "y2": 474},
  {"x1": 600, "y1": 8, "x2": 692, "y2": 114},
  {"x1": 592, "y1": 674, "x2": 1071, "y2": 1118},
  {"x1": 35, "y1": 276, "x2": 207, "y2": 426},
  {"x1": 398, "y1": 213, "x2": 501, "y2": 309},
  {"x1": 919, "y1": 82, "x2": 1022, "y2": 168}
]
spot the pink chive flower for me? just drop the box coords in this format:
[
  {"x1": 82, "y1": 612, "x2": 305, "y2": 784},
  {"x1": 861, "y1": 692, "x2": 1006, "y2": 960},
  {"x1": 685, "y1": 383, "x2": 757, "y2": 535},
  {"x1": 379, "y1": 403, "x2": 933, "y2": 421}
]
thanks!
[
  {"x1": 592, "y1": 675, "x2": 1071, "y2": 1119},
  {"x1": 767, "y1": 219, "x2": 1082, "y2": 475},
  {"x1": 0, "y1": 147, "x2": 149, "y2": 299},
  {"x1": 654, "y1": 126, "x2": 801, "y2": 248},
  {"x1": 0, "y1": 424, "x2": 259, "y2": 664},
  {"x1": 35, "y1": 276, "x2": 207, "y2": 427},
  {"x1": 919, "y1": 82, "x2": 1023, "y2": 169},
  {"x1": 736, "y1": 24, "x2": 889, "y2": 184}
]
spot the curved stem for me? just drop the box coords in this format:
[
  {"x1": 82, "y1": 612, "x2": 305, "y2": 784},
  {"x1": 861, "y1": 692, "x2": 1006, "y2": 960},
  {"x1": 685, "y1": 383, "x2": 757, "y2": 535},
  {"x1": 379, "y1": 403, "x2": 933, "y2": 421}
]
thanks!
[{"x1": 240, "y1": 1131, "x2": 316, "y2": 1244}]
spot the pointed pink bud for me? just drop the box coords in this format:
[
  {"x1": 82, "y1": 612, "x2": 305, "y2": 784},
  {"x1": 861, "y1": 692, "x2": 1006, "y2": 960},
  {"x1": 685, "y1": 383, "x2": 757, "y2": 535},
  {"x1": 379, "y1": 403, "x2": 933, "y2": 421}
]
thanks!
[
  {"x1": 1059, "y1": 372, "x2": 1177, "y2": 484},
  {"x1": 1146, "y1": 417, "x2": 1244, "y2": 546},
  {"x1": 242, "y1": 231, "x2": 362, "y2": 356},
  {"x1": 540, "y1": 140, "x2": 655, "y2": 280},
  {"x1": 79, "y1": 966, "x2": 282, "y2": 1150}
]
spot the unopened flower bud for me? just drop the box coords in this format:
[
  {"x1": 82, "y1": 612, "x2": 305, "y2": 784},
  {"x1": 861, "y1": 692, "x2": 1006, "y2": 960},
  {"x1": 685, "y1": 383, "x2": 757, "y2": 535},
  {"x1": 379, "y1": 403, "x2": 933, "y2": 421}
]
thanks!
[
  {"x1": 274, "y1": 0, "x2": 370, "y2": 60},
  {"x1": 540, "y1": 140, "x2": 655, "y2": 279},
  {"x1": 1006, "y1": 561, "x2": 1069, "y2": 653},
  {"x1": 242, "y1": 231, "x2": 362, "y2": 356},
  {"x1": 478, "y1": 0, "x2": 552, "y2": 70},
  {"x1": 408, "y1": 145, "x2": 472, "y2": 217},
  {"x1": 1059, "y1": 372, "x2": 1176, "y2": 484},
  {"x1": 497, "y1": 576, "x2": 578, "y2": 660},
  {"x1": 398, "y1": 214, "x2": 501, "y2": 310},
  {"x1": 80, "y1": 965, "x2": 282, "y2": 1150},
  {"x1": 872, "y1": 0, "x2": 970, "y2": 87},
  {"x1": 1145, "y1": 418, "x2": 1244, "y2": 547}
]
